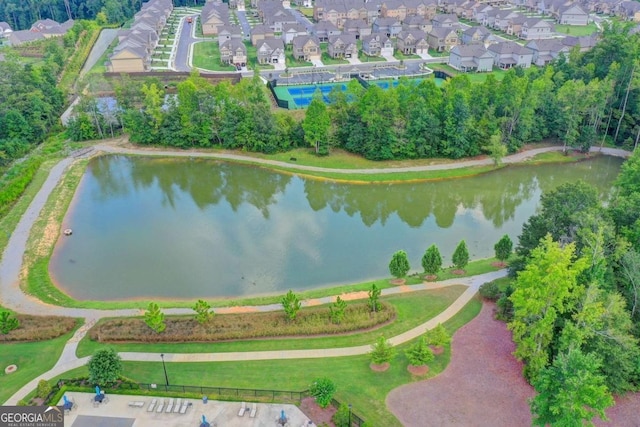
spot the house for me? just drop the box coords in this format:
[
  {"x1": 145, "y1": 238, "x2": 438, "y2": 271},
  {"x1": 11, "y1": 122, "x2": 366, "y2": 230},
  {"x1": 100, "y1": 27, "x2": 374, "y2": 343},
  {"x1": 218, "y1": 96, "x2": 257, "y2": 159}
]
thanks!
[
  {"x1": 282, "y1": 23, "x2": 307, "y2": 44},
  {"x1": 561, "y1": 33, "x2": 598, "y2": 51},
  {"x1": 549, "y1": 1, "x2": 590, "y2": 25},
  {"x1": 461, "y1": 25, "x2": 499, "y2": 46},
  {"x1": 396, "y1": 29, "x2": 429, "y2": 54},
  {"x1": 292, "y1": 35, "x2": 321, "y2": 60},
  {"x1": 493, "y1": 10, "x2": 521, "y2": 32},
  {"x1": 380, "y1": 0, "x2": 438, "y2": 21},
  {"x1": 218, "y1": 25, "x2": 243, "y2": 42},
  {"x1": 314, "y1": 21, "x2": 342, "y2": 42},
  {"x1": 219, "y1": 39, "x2": 247, "y2": 66},
  {"x1": 343, "y1": 19, "x2": 372, "y2": 38},
  {"x1": 520, "y1": 18, "x2": 555, "y2": 39},
  {"x1": 506, "y1": 14, "x2": 527, "y2": 36},
  {"x1": 251, "y1": 24, "x2": 275, "y2": 45},
  {"x1": 487, "y1": 40, "x2": 533, "y2": 68},
  {"x1": 256, "y1": 37, "x2": 286, "y2": 64},
  {"x1": 525, "y1": 38, "x2": 569, "y2": 65},
  {"x1": 372, "y1": 17, "x2": 403, "y2": 37},
  {"x1": 314, "y1": 0, "x2": 368, "y2": 29},
  {"x1": 473, "y1": 4, "x2": 494, "y2": 23},
  {"x1": 362, "y1": 33, "x2": 395, "y2": 56},
  {"x1": 327, "y1": 33, "x2": 359, "y2": 57},
  {"x1": 201, "y1": 1, "x2": 230, "y2": 35},
  {"x1": 617, "y1": 0, "x2": 640, "y2": 21},
  {"x1": 431, "y1": 13, "x2": 459, "y2": 28},
  {"x1": 0, "y1": 22, "x2": 13, "y2": 38},
  {"x1": 427, "y1": 27, "x2": 458, "y2": 51},
  {"x1": 8, "y1": 30, "x2": 45, "y2": 46},
  {"x1": 264, "y1": 8, "x2": 299, "y2": 33},
  {"x1": 449, "y1": 44, "x2": 494, "y2": 71},
  {"x1": 108, "y1": 46, "x2": 150, "y2": 72},
  {"x1": 403, "y1": 14, "x2": 431, "y2": 31}
]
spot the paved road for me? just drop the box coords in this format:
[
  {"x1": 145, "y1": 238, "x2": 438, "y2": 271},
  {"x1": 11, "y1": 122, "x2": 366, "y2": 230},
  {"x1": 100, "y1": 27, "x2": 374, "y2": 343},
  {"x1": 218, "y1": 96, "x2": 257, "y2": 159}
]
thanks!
[
  {"x1": 80, "y1": 28, "x2": 118, "y2": 78},
  {"x1": 174, "y1": 15, "x2": 198, "y2": 71},
  {"x1": 236, "y1": 10, "x2": 252, "y2": 40},
  {"x1": 291, "y1": 9, "x2": 315, "y2": 34}
]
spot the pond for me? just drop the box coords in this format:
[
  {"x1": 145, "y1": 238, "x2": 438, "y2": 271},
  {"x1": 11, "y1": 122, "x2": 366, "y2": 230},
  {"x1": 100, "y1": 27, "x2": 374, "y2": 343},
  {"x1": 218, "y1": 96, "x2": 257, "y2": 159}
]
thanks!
[{"x1": 49, "y1": 155, "x2": 623, "y2": 300}]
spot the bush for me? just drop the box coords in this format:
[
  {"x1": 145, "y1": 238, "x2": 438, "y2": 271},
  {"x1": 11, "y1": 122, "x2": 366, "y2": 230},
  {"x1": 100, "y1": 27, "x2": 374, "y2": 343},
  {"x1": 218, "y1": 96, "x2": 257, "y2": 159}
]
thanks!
[
  {"x1": 424, "y1": 324, "x2": 451, "y2": 348},
  {"x1": 282, "y1": 290, "x2": 301, "y2": 321},
  {"x1": 389, "y1": 250, "x2": 410, "y2": 279},
  {"x1": 494, "y1": 234, "x2": 513, "y2": 262},
  {"x1": 37, "y1": 380, "x2": 52, "y2": 399},
  {"x1": 479, "y1": 280, "x2": 501, "y2": 300},
  {"x1": 0, "y1": 156, "x2": 43, "y2": 218},
  {"x1": 332, "y1": 404, "x2": 351, "y2": 427},
  {"x1": 87, "y1": 348, "x2": 122, "y2": 387},
  {"x1": 452, "y1": 240, "x2": 469, "y2": 270},
  {"x1": 405, "y1": 337, "x2": 434, "y2": 366},
  {"x1": 422, "y1": 244, "x2": 443, "y2": 275},
  {"x1": 370, "y1": 335, "x2": 396, "y2": 365},
  {"x1": 309, "y1": 377, "x2": 336, "y2": 408},
  {"x1": 0, "y1": 311, "x2": 19, "y2": 334},
  {"x1": 144, "y1": 302, "x2": 166, "y2": 333}
]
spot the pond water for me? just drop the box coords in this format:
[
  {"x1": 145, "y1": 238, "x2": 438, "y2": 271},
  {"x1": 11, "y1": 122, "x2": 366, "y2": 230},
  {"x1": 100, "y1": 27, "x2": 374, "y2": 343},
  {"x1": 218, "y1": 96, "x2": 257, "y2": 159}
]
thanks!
[{"x1": 49, "y1": 155, "x2": 623, "y2": 300}]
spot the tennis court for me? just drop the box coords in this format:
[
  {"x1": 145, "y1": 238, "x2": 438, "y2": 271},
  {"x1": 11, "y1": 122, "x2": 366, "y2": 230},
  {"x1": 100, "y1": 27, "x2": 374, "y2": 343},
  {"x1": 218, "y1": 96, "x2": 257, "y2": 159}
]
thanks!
[{"x1": 273, "y1": 82, "x2": 349, "y2": 108}]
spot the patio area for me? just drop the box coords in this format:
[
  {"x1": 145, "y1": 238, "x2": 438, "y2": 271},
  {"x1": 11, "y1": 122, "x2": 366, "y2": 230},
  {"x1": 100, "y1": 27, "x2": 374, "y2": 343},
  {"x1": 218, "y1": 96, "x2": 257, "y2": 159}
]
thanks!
[{"x1": 59, "y1": 392, "x2": 313, "y2": 427}]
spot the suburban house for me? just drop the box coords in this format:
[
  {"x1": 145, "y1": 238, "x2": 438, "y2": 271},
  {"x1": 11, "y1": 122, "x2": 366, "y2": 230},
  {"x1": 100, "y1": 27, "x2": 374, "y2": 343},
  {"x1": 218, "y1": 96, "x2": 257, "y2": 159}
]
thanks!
[
  {"x1": 263, "y1": 8, "x2": 299, "y2": 33},
  {"x1": 314, "y1": 21, "x2": 342, "y2": 42},
  {"x1": 362, "y1": 33, "x2": 395, "y2": 56},
  {"x1": 8, "y1": 17, "x2": 75, "y2": 45},
  {"x1": 343, "y1": 19, "x2": 372, "y2": 38},
  {"x1": 473, "y1": 4, "x2": 494, "y2": 23},
  {"x1": 201, "y1": 1, "x2": 230, "y2": 35},
  {"x1": 292, "y1": 35, "x2": 321, "y2": 60},
  {"x1": 8, "y1": 31, "x2": 45, "y2": 45},
  {"x1": 431, "y1": 13, "x2": 459, "y2": 28},
  {"x1": 372, "y1": 17, "x2": 403, "y2": 37},
  {"x1": 218, "y1": 25, "x2": 243, "y2": 42},
  {"x1": 561, "y1": 33, "x2": 598, "y2": 51},
  {"x1": 0, "y1": 22, "x2": 13, "y2": 38},
  {"x1": 487, "y1": 40, "x2": 533, "y2": 68},
  {"x1": 327, "y1": 33, "x2": 359, "y2": 57},
  {"x1": 427, "y1": 27, "x2": 458, "y2": 52},
  {"x1": 493, "y1": 10, "x2": 522, "y2": 32},
  {"x1": 108, "y1": 46, "x2": 150, "y2": 72},
  {"x1": 617, "y1": 1, "x2": 640, "y2": 21},
  {"x1": 461, "y1": 26, "x2": 500, "y2": 46},
  {"x1": 525, "y1": 38, "x2": 570, "y2": 65},
  {"x1": 251, "y1": 24, "x2": 275, "y2": 45},
  {"x1": 403, "y1": 14, "x2": 431, "y2": 32},
  {"x1": 506, "y1": 14, "x2": 527, "y2": 36},
  {"x1": 313, "y1": 0, "x2": 369, "y2": 29},
  {"x1": 519, "y1": 18, "x2": 555, "y2": 39},
  {"x1": 256, "y1": 37, "x2": 286, "y2": 64},
  {"x1": 219, "y1": 39, "x2": 247, "y2": 67},
  {"x1": 449, "y1": 44, "x2": 494, "y2": 72},
  {"x1": 282, "y1": 23, "x2": 307, "y2": 44},
  {"x1": 543, "y1": 0, "x2": 590, "y2": 25},
  {"x1": 396, "y1": 29, "x2": 429, "y2": 54},
  {"x1": 380, "y1": 0, "x2": 439, "y2": 21}
]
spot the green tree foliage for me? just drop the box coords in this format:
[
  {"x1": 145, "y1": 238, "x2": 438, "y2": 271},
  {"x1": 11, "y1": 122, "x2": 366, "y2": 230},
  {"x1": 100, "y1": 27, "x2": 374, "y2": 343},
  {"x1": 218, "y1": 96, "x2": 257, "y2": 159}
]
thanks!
[
  {"x1": 494, "y1": 234, "x2": 513, "y2": 262},
  {"x1": 389, "y1": 250, "x2": 410, "y2": 279},
  {"x1": 329, "y1": 296, "x2": 347, "y2": 324},
  {"x1": 193, "y1": 299, "x2": 214, "y2": 325},
  {"x1": 452, "y1": 240, "x2": 469, "y2": 270},
  {"x1": 281, "y1": 290, "x2": 301, "y2": 321},
  {"x1": 36, "y1": 379, "x2": 52, "y2": 399},
  {"x1": 309, "y1": 377, "x2": 337, "y2": 408},
  {"x1": 531, "y1": 348, "x2": 613, "y2": 427},
  {"x1": 424, "y1": 323, "x2": 451, "y2": 348},
  {"x1": 0, "y1": 311, "x2": 19, "y2": 334},
  {"x1": 332, "y1": 403, "x2": 351, "y2": 427},
  {"x1": 509, "y1": 235, "x2": 587, "y2": 381},
  {"x1": 302, "y1": 91, "x2": 331, "y2": 155},
  {"x1": 87, "y1": 348, "x2": 122, "y2": 387},
  {"x1": 144, "y1": 302, "x2": 166, "y2": 333},
  {"x1": 422, "y1": 244, "x2": 442, "y2": 275},
  {"x1": 484, "y1": 132, "x2": 507, "y2": 166},
  {"x1": 370, "y1": 335, "x2": 396, "y2": 365},
  {"x1": 368, "y1": 284, "x2": 381, "y2": 313},
  {"x1": 405, "y1": 337, "x2": 434, "y2": 366}
]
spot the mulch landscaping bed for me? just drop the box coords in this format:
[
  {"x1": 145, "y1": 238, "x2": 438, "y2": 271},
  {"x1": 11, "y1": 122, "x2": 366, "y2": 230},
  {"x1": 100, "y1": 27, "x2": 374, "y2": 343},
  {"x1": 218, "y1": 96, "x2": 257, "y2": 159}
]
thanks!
[
  {"x1": 0, "y1": 315, "x2": 77, "y2": 342},
  {"x1": 299, "y1": 397, "x2": 336, "y2": 426}
]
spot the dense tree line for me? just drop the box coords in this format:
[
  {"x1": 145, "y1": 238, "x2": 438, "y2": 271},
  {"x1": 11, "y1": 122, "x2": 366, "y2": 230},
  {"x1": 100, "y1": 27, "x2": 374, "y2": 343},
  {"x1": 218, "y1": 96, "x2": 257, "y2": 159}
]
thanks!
[
  {"x1": 495, "y1": 149, "x2": 640, "y2": 425},
  {"x1": 70, "y1": 23, "x2": 639, "y2": 161}
]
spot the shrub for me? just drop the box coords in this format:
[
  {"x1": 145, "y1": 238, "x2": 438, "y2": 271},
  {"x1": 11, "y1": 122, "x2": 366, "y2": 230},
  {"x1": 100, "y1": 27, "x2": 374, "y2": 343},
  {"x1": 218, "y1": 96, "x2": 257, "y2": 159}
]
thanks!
[
  {"x1": 479, "y1": 280, "x2": 501, "y2": 300},
  {"x1": 144, "y1": 302, "x2": 166, "y2": 333},
  {"x1": 494, "y1": 234, "x2": 513, "y2": 262},
  {"x1": 332, "y1": 404, "x2": 351, "y2": 427},
  {"x1": 389, "y1": 250, "x2": 410, "y2": 279},
  {"x1": 422, "y1": 244, "x2": 443, "y2": 275},
  {"x1": 405, "y1": 336, "x2": 434, "y2": 366},
  {"x1": 424, "y1": 324, "x2": 451, "y2": 348},
  {"x1": 368, "y1": 284, "x2": 381, "y2": 313},
  {"x1": 37, "y1": 380, "x2": 52, "y2": 399},
  {"x1": 87, "y1": 348, "x2": 122, "y2": 387},
  {"x1": 193, "y1": 299, "x2": 214, "y2": 325},
  {"x1": 370, "y1": 335, "x2": 396, "y2": 365},
  {"x1": 329, "y1": 296, "x2": 347, "y2": 324},
  {"x1": 0, "y1": 311, "x2": 20, "y2": 334},
  {"x1": 282, "y1": 290, "x2": 301, "y2": 321},
  {"x1": 452, "y1": 240, "x2": 469, "y2": 270},
  {"x1": 309, "y1": 377, "x2": 337, "y2": 408}
]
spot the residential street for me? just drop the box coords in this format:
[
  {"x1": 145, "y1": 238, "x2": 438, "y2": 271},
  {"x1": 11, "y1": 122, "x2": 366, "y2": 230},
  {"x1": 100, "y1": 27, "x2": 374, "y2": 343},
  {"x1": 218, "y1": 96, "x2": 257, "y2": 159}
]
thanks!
[{"x1": 173, "y1": 14, "x2": 198, "y2": 71}]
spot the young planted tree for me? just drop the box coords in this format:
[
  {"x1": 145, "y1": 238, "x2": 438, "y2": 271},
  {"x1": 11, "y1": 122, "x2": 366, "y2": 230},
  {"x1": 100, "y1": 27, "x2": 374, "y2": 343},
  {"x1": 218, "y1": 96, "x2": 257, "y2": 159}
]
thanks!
[
  {"x1": 370, "y1": 335, "x2": 396, "y2": 366},
  {"x1": 329, "y1": 296, "x2": 347, "y2": 324},
  {"x1": 389, "y1": 250, "x2": 411, "y2": 279},
  {"x1": 452, "y1": 240, "x2": 470, "y2": 271},
  {"x1": 494, "y1": 234, "x2": 513, "y2": 264},
  {"x1": 405, "y1": 337, "x2": 435, "y2": 367},
  {"x1": 0, "y1": 311, "x2": 19, "y2": 334},
  {"x1": 424, "y1": 324, "x2": 451, "y2": 352},
  {"x1": 422, "y1": 244, "x2": 443, "y2": 276},
  {"x1": 144, "y1": 302, "x2": 166, "y2": 333},
  {"x1": 368, "y1": 284, "x2": 381, "y2": 313},
  {"x1": 193, "y1": 299, "x2": 214, "y2": 325},
  {"x1": 37, "y1": 379, "x2": 52, "y2": 399},
  {"x1": 87, "y1": 348, "x2": 122, "y2": 387},
  {"x1": 309, "y1": 377, "x2": 337, "y2": 408},
  {"x1": 282, "y1": 290, "x2": 301, "y2": 321}
]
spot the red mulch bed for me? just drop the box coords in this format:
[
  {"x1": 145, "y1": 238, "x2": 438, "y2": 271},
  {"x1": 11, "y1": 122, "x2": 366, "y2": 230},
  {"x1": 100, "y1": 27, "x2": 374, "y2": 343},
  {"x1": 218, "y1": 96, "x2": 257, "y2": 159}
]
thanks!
[
  {"x1": 491, "y1": 261, "x2": 507, "y2": 268},
  {"x1": 407, "y1": 365, "x2": 429, "y2": 376},
  {"x1": 370, "y1": 362, "x2": 390, "y2": 372},
  {"x1": 594, "y1": 393, "x2": 640, "y2": 427},
  {"x1": 299, "y1": 397, "x2": 336, "y2": 426},
  {"x1": 386, "y1": 301, "x2": 535, "y2": 427},
  {"x1": 451, "y1": 269, "x2": 466, "y2": 275}
]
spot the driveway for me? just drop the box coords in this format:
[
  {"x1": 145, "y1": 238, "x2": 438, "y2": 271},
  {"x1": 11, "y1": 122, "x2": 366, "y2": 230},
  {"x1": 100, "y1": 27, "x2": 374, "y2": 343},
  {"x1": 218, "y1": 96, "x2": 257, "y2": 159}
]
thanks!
[
  {"x1": 236, "y1": 10, "x2": 252, "y2": 40},
  {"x1": 173, "y1": 15, "x2": 198, "y2": 71}
]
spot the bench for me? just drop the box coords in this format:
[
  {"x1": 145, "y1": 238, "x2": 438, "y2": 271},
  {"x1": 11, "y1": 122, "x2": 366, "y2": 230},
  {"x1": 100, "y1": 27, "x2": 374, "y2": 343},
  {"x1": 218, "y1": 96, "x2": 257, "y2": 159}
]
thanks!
[
  {"x1": 128, "y1": 401, "x2": 145, "y2": 408},
  {"x1": 249, "y1": 402, "x2": 257, "y2": 418},
  {"x1": 238, "y1": 402, "x2": 246, "y2": 416}
]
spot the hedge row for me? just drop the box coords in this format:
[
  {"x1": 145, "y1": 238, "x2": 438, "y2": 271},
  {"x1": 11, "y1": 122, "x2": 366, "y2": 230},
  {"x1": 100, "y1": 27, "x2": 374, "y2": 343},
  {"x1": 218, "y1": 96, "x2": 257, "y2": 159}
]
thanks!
[{"x1": 0, "y1": 156, "x2": 43, "y2": 218}]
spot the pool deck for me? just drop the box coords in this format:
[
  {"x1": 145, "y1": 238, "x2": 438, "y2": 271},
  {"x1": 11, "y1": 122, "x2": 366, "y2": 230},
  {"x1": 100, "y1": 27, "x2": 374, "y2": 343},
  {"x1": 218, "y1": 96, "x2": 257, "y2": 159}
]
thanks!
[{"x1": 61, "y1": 392, "x2": 312, "y2": 427}]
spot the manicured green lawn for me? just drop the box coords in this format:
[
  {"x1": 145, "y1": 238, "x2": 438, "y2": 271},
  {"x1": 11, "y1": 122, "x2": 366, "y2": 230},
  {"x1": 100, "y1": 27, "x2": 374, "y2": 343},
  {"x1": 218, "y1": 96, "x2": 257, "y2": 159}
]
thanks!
[
  {"x1": 298, "y1": 7, "x2": 314, "y2": 18},
  {"x1": 244, "y1": 41, "x2": 274, "y2": 70},
  {"x1": 192, "y1": 41, "x2": 236, "y2": 71},
  {"x1": 59, "y1": 298, "x2": 482, "y2": 426},
  {"x1": 76, "y1": 286, "x2": 467, "y2": 357},
  {"x1": 358, "y1": 51, "x2": 386, "y2": 62},
  {"x1": 393, "y1": 52, "x2": 421, "y2": 60},
  {"x1": 0, "y1": 322, "x2": 81, "y2": 404},
  {"x1": 554, "y1": 22, "x2": 598, "y2": 36},
  {"x1": 285, "y1": 52, "x2": 312, "y2": 68},
  {"x1": 320, "y1": 52, "x2": 349, "y2": 65}
]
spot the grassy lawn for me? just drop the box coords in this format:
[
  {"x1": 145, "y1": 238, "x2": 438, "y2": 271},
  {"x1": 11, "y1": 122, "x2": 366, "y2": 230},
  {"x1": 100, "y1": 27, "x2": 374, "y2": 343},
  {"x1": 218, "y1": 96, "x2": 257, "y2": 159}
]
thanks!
[
  {"x1": 320, "y1": 52, "x2": 349, "y2": 65},
  {"x1": 76, "y1": 286, "x2": 467, "y2": 357},
  {"x1": 428, "y1": 48, "x2": 449, "y2": 58},
  {"x1": 192, "y1": 41, "x2": 236, "y2": 71},
  {"x1": 358, "y1": 51, "x2": 386, "y2": 62},
  {"x1": 58, "y1": 298, "x2": 482, "y2": 426},
  {"x1": 0, "y1": 322, "x2": 81, "y2": 404},
  {"x1": 244, "y1": 41, "x2": 274, "y2": 70},
  {"x1": 393, "y1": 51, "x2": 421, "y2": 60},
  {"x1": 285, "y1": 52, "x2": 312, "y2": 67},
  {"x1": 554, "y1": 22, "x2": 598, "y2": 36},
  {"x1": 298, "y1": 7, "x2": 314, "y2": 18}
]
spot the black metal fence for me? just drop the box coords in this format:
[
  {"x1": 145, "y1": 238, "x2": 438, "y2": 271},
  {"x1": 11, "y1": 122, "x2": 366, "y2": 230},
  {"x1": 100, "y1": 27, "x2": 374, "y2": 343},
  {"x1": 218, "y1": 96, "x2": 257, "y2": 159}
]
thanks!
[
  {"x1": 138, "y1": 383, "x2": 307, "y2": 403},
  {"x1": 331, "y1": 397, "x2": 366, "y2": 427}
]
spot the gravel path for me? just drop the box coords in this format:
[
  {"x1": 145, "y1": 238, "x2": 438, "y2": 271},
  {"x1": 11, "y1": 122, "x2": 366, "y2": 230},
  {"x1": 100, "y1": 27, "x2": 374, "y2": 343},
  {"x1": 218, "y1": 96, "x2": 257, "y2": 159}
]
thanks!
[{"x1": 386, "y1": 302, "x2": 535, "y2": 427}]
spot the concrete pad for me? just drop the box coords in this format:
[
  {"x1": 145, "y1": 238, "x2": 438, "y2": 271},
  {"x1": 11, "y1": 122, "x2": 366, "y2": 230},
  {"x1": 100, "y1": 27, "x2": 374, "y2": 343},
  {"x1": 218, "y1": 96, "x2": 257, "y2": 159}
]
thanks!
[{"x1": 60, "y1": 392, "x2": 312, "y2": 427}]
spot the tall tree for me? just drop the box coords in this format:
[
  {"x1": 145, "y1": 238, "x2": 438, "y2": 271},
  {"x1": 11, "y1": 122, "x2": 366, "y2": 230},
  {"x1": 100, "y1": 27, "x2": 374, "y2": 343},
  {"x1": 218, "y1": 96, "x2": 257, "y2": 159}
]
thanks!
[{"x1": 302, "y1": 91, "x2": 331, "y2": 155}]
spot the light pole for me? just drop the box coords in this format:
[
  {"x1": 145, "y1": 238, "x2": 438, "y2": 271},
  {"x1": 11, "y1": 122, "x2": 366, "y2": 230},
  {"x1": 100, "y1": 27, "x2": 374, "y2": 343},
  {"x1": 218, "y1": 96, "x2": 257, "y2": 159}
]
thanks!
[
  {"x1": 348, "y1": 403, "x2": 352, "y2": 426},
  {"x1": 160, "y1": 353, "x2": 169, "y2": 388}
]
